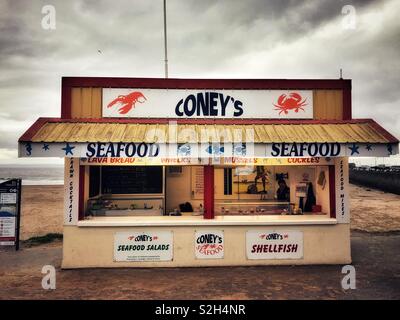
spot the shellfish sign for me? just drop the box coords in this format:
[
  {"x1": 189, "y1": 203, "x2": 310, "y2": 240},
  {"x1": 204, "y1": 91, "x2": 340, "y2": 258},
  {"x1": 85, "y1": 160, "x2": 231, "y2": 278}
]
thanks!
[
  {"x1": 246, "y1": 230, "x2": 304, "y2": 260},
  {"x1": 103, "y1": 88, "x2": 313, "y2": 119}
]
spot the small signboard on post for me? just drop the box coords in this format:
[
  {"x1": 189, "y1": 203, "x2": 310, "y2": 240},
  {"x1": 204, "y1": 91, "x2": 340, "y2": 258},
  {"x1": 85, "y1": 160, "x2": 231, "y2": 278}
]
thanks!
[{"x1": 0, "y1": 179, "x2": 22, "y2": 250}]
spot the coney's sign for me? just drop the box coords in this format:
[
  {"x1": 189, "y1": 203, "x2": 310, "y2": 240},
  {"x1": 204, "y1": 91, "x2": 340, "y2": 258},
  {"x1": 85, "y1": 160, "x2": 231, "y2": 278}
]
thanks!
[
  {"x1": 102, "y1": 88, "x2": 314, "y2": 119},
  {"x1": 194, "y1": 230, "x2": 224, "y2": 259}
]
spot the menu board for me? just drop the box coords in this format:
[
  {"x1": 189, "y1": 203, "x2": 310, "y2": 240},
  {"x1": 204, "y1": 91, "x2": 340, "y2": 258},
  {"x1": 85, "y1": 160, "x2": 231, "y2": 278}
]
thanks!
[
  {"x1": 0, "y1": 179, "x2": 21, "y2": 249},
  {"x1": 101, "y1": 166, "x2": 163, "y2": 194}
]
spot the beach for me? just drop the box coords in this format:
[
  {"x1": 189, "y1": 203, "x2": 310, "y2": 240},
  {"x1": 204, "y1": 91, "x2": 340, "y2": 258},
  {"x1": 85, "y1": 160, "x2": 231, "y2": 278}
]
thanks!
[
  {"x1": 18, "y1": 183, "x2": 400, "y2": 240},
  {"x1": 20, "y1": 185, "x2": 63, "y2": 240}
]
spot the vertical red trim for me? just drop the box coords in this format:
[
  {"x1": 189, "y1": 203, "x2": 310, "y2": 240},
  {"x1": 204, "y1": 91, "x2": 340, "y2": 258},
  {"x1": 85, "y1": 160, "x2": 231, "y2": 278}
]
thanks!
[
  {"x1": 203, "y1": 165, "x2": 214, "y2": 219},
  {"x1": 342, "y1": 86, "x2": 352, "y2": 120},
  {"x1": 61, "y1": 79, "x2": 72, "y2": 119},
  {"x1": 328, "y1": 165, "x2": 336, "y2": 218},
  {"x1": 78, "y1": 165, "x2": 85, "y2": 220}
]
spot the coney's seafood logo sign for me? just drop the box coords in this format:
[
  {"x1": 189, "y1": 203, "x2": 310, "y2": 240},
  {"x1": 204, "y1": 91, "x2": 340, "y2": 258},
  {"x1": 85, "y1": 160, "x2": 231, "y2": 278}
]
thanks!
[
  {"x1": 103, "y1": 88, "x2": 313, "y2": 119},
  {"x1": 114, "y1": 231, "x2": 173, "y2": 262},
  {"x1": 194, "y1": 230, "x2": 224, "y2": 259},
  {"x1": 246, "y1": 230, "x2": 303, "y2": 260}
]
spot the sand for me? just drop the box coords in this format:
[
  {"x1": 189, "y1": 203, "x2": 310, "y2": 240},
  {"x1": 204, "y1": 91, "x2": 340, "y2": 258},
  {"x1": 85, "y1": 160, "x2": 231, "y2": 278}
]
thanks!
[
  {"x1": 17, "y1": 184, "x2": 400, "y2": 240},
  {"x1": 20, "y1": 185, "x2": 64, "y2": 240}
]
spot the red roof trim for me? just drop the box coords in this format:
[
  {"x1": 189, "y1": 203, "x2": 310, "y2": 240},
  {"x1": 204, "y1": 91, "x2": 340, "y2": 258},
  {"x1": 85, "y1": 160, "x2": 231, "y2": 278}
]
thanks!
[
  {"x1": 62, "y1": 77, "x2": 351, "y2": 90},
  {"x1": 25, "y1": 117, "x2": 379, "y2": 125},
  {"x1": 18, "y1": 118, "x2": 49, "y2": 142},
  {"x1": 367, "y1": 120, "x2": 399, "y2": 144}
]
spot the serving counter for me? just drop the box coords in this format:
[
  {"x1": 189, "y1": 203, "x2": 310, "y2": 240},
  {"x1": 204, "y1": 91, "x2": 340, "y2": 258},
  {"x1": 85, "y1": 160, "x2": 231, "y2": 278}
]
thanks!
[{"x1": 215, "y1": 200, "x2": 292, "y2": 215}]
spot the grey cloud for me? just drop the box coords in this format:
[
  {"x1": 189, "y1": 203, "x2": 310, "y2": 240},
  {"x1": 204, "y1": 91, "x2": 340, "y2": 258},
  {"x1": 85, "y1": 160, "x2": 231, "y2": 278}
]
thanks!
[
  {"x1": 0, "y1": 0, "x2": 398, "y2": 163},
  {"x1": 0, "y1": 130, "x2": 21, "y2": 149}
]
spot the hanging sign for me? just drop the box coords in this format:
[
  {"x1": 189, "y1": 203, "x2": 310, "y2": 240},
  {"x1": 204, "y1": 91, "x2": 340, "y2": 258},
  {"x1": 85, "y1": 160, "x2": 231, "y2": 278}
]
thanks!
[
  {"x1": 114, "y1": 231, "x2": 173, "y2": 262},
  {"x1": 102, "y1": 89, "x2": 314, "y2": 119},
  {"x1": 194, "y1": 230, "x2": 224, "y2": 259},
  {"x1": 246, "y1": 230, "x2": 303, "y2": 260}
]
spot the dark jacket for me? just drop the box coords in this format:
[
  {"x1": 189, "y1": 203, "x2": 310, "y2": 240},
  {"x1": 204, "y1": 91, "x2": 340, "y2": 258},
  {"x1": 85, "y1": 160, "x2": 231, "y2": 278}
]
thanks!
[{"x1": 277, "y1": 186, "x2": 290, "y2": 201}]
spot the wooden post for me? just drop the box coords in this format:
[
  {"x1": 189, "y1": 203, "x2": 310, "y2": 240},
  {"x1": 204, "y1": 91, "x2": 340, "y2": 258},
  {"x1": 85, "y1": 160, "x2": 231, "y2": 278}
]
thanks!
[
  {"x1": 78, "y1": 165, "x2": 85, "y2": 220},
  {"x1": 203, "y1": 165, "x2": 214, "y2": 219}
]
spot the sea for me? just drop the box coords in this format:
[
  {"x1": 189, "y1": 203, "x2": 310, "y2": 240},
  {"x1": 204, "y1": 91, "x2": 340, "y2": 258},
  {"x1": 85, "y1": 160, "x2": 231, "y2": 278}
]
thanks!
[{"x1": 0, "y1": 165, "x2": 64, "y2": 185}]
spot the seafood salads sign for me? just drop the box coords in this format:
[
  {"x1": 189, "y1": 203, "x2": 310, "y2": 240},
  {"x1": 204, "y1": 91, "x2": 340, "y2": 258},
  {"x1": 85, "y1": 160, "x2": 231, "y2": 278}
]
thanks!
[
  {"x1": 246, "y1": 230, "x2": 303, "y2": 260},
  {"x1": 114, "y1": 231, "x2": 173, "y2": 262},
  {"x1": 102, "y1": 88, "x2": 313, "y2": 119},
  {"x1": 194, "y1": 230, "x2": 224, "y2": 259}
]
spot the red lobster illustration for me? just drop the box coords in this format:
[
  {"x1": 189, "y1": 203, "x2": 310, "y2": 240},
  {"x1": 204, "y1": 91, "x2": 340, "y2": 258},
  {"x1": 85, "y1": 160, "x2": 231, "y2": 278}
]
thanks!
[
  {"x1": 273, "y1": 92, "x2": 307, "y2": 115},
  {"x1": 107, "y1": 91, "x2": 147, "y2": 115}
]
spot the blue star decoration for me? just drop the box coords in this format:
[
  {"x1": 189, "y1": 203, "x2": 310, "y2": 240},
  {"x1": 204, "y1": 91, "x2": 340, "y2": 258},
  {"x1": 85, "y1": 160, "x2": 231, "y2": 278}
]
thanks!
[
  {"x1": 348, "y1": 143, "x2": 359, "y2": 155},
  {"x1": 62, "y1": 143, "x2": 75, "y2": 156},
  {"x1": 42, "y1": 143, "x2": 50, "y2": 151},
  {"x1": 387, "y1": 144, "x2": 393, "y2": 155},
  {"x1": 365, "y1": 144, "x2": 372, "y2": 151},
  {"x1": 25, "y1": 142, "x2": 32, "y2": 156}
]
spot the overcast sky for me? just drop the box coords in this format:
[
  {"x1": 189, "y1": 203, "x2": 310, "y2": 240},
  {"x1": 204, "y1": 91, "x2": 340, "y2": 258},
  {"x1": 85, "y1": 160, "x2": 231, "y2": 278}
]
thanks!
[{"x1": 0, "y1": 0, "x2": 399, "y2": 165}]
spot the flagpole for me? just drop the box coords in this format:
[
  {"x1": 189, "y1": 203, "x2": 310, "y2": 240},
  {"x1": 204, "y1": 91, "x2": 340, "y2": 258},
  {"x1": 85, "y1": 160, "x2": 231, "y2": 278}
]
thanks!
[{"x1": 163, "y1": 0, "x2": 168, "y2": 78}]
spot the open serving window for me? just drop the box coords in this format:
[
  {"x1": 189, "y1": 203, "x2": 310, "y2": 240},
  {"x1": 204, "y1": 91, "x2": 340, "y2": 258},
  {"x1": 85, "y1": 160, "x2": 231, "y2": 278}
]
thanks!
[
  {"x1": 213, "y1": 164, "x2": 330, "y2": 217},
  {"x1": 86, "y1": 166, "x2": 165, "y2": 217},
  {"x1": 80, "y1": 159, "x2": 333, "y2": 221}
]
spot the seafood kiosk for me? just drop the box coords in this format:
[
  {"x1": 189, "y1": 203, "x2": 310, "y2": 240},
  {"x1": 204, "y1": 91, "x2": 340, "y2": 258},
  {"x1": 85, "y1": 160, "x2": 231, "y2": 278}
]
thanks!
[{"x1": 18, "y1": 77, "x2": 399, "y2": 268}]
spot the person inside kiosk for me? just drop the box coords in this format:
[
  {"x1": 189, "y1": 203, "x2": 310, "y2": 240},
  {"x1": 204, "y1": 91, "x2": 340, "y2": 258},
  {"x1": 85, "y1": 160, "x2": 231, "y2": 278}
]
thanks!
[{"x1": 276, "y1": 179, "x2": 290, "y2": 201}]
